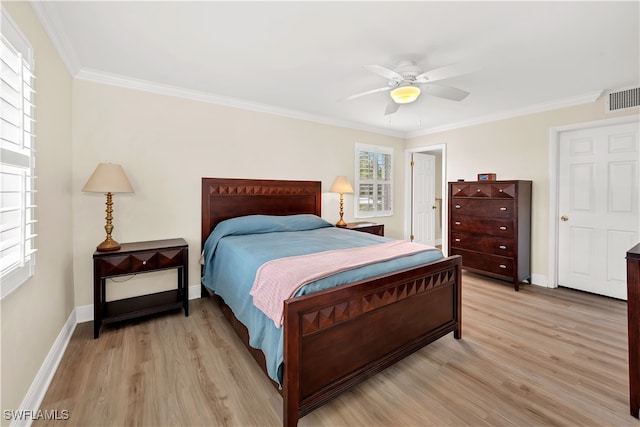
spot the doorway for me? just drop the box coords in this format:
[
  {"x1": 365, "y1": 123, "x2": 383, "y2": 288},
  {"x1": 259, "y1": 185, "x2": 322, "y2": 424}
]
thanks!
[
  {"x1": 405, "y1": 145, "x2": 446, "y2": 251},
  {"x1": 549, "y1": 115, "x2": 640, "y2": 299}
]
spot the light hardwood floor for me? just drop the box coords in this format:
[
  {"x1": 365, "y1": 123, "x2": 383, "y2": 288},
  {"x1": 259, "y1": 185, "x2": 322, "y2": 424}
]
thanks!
[{"x1": 36, "y1": 273, "x2": 639, "y2": 426}]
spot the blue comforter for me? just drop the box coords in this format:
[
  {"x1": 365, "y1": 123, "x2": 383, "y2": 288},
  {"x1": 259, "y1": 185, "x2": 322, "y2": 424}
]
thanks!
[{"x1": 201, "y1": 214, "x2": 443, "y2": 385}]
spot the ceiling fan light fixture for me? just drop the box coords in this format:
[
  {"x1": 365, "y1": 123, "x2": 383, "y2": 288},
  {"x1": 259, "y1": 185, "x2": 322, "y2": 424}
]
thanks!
[{"x1": 390, "y1": 85, "x2": 421, "y2": 104}]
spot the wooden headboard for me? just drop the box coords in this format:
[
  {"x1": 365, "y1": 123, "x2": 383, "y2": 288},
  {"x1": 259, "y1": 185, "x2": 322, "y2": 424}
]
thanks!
[{"x1": 201, "y1": 178, "x2": 322, "y2": 248}]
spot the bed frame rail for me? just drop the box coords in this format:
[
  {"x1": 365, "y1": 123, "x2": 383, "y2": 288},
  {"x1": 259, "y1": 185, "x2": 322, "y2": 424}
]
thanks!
[{"x1": 283, "y1": 255, "x2": 462, "y2": 426}]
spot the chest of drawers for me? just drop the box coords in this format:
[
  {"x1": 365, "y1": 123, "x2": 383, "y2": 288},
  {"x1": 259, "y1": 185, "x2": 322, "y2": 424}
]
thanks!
[{"x1": 448, "y1": 180, "x2": 532, "y2": 291}]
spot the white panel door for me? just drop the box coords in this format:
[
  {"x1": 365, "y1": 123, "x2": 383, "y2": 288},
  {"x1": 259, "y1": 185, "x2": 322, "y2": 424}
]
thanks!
[
  {"x1": 411, "y1": 153, "x2": 436, "y2": 246},
  {"x1": 558, "y1": 122, "x2": 639, "y2": 299}
]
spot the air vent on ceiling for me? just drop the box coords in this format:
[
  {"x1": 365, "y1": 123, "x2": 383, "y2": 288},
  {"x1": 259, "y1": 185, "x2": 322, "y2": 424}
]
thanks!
[{"x1": 606, "y1": 87, "x2": 640, "y2": 112}]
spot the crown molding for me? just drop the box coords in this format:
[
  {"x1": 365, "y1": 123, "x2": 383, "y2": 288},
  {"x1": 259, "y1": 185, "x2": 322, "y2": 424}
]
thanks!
[
  {"x1": 24, "y1": 0, "x2": 609, "y2": 141},
  {"x1": 407, "y1": 90, "x2": 604, "y2": 138},
  {"x1": 75, "y1": 68, "x2": 406, "y2": 139},
  {"x1": 29, "y1": 1, "x2": 80, "y2": 76}
]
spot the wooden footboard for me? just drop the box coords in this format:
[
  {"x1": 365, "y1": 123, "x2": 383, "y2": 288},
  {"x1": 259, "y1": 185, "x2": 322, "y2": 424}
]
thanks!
[{"x1": 282, "y1": 255, "x2": 462, "y2": 427}]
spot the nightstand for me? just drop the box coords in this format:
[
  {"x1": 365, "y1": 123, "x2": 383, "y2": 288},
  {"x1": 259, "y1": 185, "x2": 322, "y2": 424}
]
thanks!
[
  {"x1": 344, "y1": 221, "x2": 384, "y2": 236},
  {"x1": 93, "y1": 238, "x2": 189, "y2": 338}
]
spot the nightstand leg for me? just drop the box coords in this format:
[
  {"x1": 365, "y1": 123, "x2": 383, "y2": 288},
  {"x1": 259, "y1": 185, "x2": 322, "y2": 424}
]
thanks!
[
  {"x1": 93, "y1": 278, "x2": 104, "y2": 339},
  {"x1": 180, "y1": 256, "x2": 189, "y2": 316}
]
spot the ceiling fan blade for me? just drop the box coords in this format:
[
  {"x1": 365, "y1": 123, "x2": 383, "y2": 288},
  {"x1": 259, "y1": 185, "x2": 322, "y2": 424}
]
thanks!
[
  {"x1": 365, "y1": 64, "x2": 405, "y2": 83},
  {"x1": 415, "y1": 62, "x2": 480, "y2": 84},
  {"x1": 342, "y1": 86, "x2": 392, "y2": 101},
  {"x1": 424, "y1": 84, "x2": 470, "y2": 101},
  {"x1": 384, "y1": 99, "x2": 400, "y2": 115}
]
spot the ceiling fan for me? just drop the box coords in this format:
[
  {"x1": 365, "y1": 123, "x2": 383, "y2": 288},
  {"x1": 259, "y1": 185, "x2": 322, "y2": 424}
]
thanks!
[{"x1": 344, "y1": 59, "x2": 476, "y2": 115}]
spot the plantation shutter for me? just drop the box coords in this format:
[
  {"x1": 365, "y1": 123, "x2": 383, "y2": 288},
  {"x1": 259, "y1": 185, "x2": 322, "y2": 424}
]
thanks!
[
  {"x1": 355, "y1": 144, "x2": 393, "y2": 218},
  {"x1": 1, "y1": 11, "x2": 37, "y2": 299}
]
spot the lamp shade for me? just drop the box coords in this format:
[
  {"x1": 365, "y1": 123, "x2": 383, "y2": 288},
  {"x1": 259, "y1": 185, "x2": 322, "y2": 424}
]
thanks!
[
  {"x1": 390, "y1": 85, "x2": 421, "y2": 104},
  {"x1": 82, "y1": 163, "x2": 134, "y2": 193},
  {"x1": 330, "y1": 176, "x2": 353, "y2": 194}
]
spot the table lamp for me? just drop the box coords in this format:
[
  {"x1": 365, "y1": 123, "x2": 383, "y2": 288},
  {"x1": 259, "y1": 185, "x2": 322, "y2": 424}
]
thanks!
[
  {"x1": 330, "y1": 176, "x2": 353, "y2": 227},
  {"x1": 82, "y1": 163, "x2": 134, "y2": 252}
]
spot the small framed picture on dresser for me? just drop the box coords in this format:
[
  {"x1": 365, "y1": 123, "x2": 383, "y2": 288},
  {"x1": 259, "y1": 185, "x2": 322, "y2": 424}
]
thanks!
[{"x1": 477, "y1": 173, "x2": 496, "y2": 181}]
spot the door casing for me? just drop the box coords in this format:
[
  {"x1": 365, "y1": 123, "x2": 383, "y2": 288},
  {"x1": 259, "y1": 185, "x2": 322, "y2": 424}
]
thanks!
[{"x1": 405, "y1": 144, "x2": 447, "y2": 252}]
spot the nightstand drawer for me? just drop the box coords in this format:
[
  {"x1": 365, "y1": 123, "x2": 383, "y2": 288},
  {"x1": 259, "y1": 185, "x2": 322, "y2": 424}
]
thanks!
[
  {"x1": 130, "y1": 251, "x2": 159, "y2": 272},
  {"x1": 345, "y1": 222, "x2": 384, "y2": 236},
  {"x1": 96, "y1": 251, "x2": 163, "y2": 276}
]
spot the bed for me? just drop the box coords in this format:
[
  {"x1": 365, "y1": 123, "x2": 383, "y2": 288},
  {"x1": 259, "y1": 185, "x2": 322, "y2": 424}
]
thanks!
[{"x1": 200, "y1": 177, "x2": 462, "y2": 426}]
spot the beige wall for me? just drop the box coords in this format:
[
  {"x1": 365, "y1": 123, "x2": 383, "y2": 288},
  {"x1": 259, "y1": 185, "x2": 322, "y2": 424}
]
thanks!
[
  {"x1": 71, "y1": 80, "x2": 405, "y2": 306},
  {"x1": 1, "y1": 2, "x2": 73, "y2": 421},
  {"x1": 406, "y1": 98, "x2": 639, "y2": 284}
]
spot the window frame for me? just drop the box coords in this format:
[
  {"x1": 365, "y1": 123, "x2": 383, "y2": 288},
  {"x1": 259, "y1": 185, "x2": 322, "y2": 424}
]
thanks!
[
  {"x1": 1, "y1": 8, "x2": 37, "y2": 300},
  {"x1": 354, "y1": 143, "x2": 393, "y2": 218}
]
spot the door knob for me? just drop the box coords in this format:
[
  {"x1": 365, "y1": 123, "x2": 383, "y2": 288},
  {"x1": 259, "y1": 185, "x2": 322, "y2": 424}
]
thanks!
[{"x1": 561, "y1": 215, "x2": 569, "y2": 222}]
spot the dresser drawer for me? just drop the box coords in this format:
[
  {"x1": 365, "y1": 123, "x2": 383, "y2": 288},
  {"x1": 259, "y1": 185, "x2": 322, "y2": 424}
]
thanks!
[
  {"x1": 491, "y1": 182, "x2": 517, "y2": 198},
  {"x1": 451, "y1": 182, "x2": 471, "y2": 197},
  {"x1": 469, "y1": 183, "x2": 492, "y2": 197},
  {"x1": 451, "y1": 248, "x2": 514, "y2": 277},
  {"x1": 451, "y1": 199, "x2": 515, "y2": 219},
  {"x1": 450, "y1": 215, "x2": 514, "y2": 237},
  {"x1": 450, "y1": 232, "x2": 514, "y2": 257},
  {"x1": 451, "y1": 183, "x2": 493, "y2": 198}
]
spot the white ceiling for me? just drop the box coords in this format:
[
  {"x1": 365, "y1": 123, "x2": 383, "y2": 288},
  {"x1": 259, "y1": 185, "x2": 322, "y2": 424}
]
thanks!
[{"x1": 32, "y1": 1, "x2": 640, "y2": 137}]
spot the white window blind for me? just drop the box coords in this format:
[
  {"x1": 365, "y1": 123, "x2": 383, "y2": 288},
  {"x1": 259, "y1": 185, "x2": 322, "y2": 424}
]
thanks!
[
  {"x1": 1, "y1": 9, "x2": 36, "y2": 300},
  {"x1": 355, "y1": 143, "x2": 393, "y2": 218}
]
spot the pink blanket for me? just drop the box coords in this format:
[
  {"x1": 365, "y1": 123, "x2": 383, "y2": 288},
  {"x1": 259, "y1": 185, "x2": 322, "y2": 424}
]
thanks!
[{"x1": 250, "y1": 240, "x2": 436, "y2": 327}]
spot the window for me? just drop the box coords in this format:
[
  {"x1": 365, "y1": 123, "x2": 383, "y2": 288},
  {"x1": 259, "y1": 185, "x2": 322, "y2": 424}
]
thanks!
[
  {"x1": 1, "y1": 9, "x2": 36, "y2": 300},
  {"x1": 355, "y1": 143, "x2": 393, "y2": 218}
]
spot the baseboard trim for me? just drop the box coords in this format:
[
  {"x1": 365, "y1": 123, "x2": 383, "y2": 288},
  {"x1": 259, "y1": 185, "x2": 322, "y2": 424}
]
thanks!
[
  {"x1": 11, "y1": 310, "x2": 77, "y2": 427},
  {"x1": 530, "y1": 273, "x2": 550, "y2": 288}
]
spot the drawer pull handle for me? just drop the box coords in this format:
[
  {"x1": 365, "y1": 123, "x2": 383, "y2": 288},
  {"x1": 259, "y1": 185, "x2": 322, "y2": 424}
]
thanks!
[
  {"x1": 499, "y1": 226, "x2": 507, "y2": 230},
  {"x1": 499, "y1": 245, "x2": 507, "y2": 250},
  {"x1": 142, "y1": 261, "x2": 147, "y2": 265},
  {"x1": 455, "y1": 221, "x2": 461, "y2": 225},
  {"x1": 499, "y1": 207, "x2": 507, "y2": 211},
  {"x1": 455, "y1": 238, "x2": 461, "y2": 242},
  {"x1": 455, "y1": 205, "x2": 461, "y2": 209},
  {"x1": 499, "y1": 264, "x2": 507, "y2": 269},
  {"x1": 499, "y1": 189, "x2": 503, "y2": 192},
  {"x1": 477, "y1": 189, "x2": 481, "y2": 192}
]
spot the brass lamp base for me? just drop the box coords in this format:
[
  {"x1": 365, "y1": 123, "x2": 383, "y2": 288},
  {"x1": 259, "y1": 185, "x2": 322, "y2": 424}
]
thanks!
[
  {"x1": 335, "y1": 192, "x2": 348, "y2": 227},
  {"x1": 95, "y1": 192, "x2": 122, "y2": 252},
  {"x1": 96, "y1": 237, "x2": 121, "y2": 252}
]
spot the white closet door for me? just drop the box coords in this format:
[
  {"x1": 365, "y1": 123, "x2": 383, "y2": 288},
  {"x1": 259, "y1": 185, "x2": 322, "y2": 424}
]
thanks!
[
  {"x1": 558, "y1": 122, "x2": 639, "y2": 299},
  {"x1": 411, "y1": 153, "x2": 436, "y2": 246}
]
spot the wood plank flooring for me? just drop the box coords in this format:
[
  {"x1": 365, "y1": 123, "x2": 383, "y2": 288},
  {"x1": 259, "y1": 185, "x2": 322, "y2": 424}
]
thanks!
[{"x1": 36, "y1": 273, "x2": 640, "y2": 426}]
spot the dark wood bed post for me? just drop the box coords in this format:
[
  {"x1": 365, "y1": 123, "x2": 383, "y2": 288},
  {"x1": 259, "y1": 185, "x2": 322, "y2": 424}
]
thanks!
[{"x1": 283, "y1": 310, "x2": 301, "y2": 427}]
